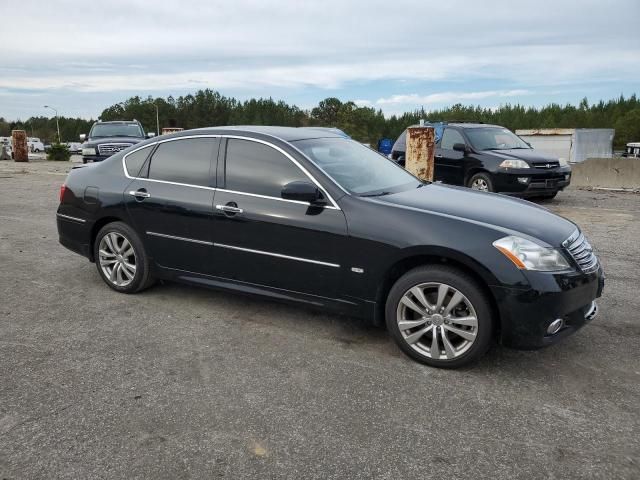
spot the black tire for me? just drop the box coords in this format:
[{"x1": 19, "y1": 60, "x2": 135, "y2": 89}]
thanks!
[
  {"x1": 385, "y1": 265, "x2": 494, "y2": 368},
  {"x1": 82, "y1": 158, "x2": 88, "y2": 164},
  {"x1": 93, "y1": 221, "x2": 155, "y2": 293},
  {"x1": 467, "y1": 172, "x2": 494, "y2": 192}
]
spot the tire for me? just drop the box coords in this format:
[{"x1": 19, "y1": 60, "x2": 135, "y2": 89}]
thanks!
[
  {"x1": 385, "y1": 265, "x2": 494, "y2": 368},
  {"x1": 467, "y1": 172, "x2": 494, "y2": 192},
  {"x1": 82, "y1": 158, "x2": 88, "y2": 164},
  {"x1": 542, "y1": 192, "x2": 558, "y2": 200},
  {"x1": 93, "y1": 221, "x2": 155, "y2": 293}
]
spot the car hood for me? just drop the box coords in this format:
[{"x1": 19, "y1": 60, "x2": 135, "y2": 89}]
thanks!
[
  {"x1": 85, "y1": 136, "x2": 144, "y2": 146},
  {"x1": 486, "y1": 148, "x2": 559, "y2": 163},
  {"x1": 375, "y1": 183, "x2": 576, "y2": 246}
]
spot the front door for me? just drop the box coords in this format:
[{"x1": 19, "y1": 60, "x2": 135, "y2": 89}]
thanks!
[
  {"x1": 435, "y1": 127, "x2": 467, "y2": 185},
  {"x1": 210, "y1": 137, "x2": 348, "y2": 298},
  {"x1": 124, "y1": 136, "x2": 220, "y2": 274}
]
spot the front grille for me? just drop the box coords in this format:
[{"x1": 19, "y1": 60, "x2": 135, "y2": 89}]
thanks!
[
  {"x1": 563, "y1": 230, "x2": 599, "y2": 273},
  {"x1": 532, "y1": 161, "x2": 560, "y2": 169},
  {"x1": 97, "y1": 143, "x2": 132, "y2": 156}
]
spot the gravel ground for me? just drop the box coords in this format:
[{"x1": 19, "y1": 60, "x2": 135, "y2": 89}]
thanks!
[{"x1": 1, "y1": 159, "x2": 639, "y2": 479}]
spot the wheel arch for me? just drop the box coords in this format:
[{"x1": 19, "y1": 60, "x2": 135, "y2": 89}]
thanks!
[
  {"x1": 89, "y1": 215, "x2": 126, "y2": 262},
  {"x1": 373, "y1": 247, "x2": 501, "y2": 334},
  {"x1": 464, "y1": 167, "x2": 490, "y2": 186}
]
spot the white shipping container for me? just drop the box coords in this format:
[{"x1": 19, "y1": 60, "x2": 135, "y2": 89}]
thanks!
[{"x1": 515, "y1": 128, "x2": 614, "y2": 163}]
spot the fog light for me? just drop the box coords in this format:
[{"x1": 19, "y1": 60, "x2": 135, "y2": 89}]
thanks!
[
  {"x1": 517, "y1": 177, "x2": 530, "y2": 184},
  {"x1": 547, "y1": 318, "x2": 564, "y2": 335}
]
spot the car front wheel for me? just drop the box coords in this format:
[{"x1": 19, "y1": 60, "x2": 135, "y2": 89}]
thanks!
[
  {"x1": 386, "y1": 265, "x2": 494, "y2": 368},
  {"x1": 94, "y1": 221, "x2": 154, "y2": 293},
  {"x1": 468, "y1": 172, "x2": 494, "y2": 192}
]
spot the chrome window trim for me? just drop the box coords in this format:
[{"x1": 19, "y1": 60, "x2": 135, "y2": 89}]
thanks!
[
  {"x1": 56, "y1": 213, "x2": 87, "y2": 223},
  {"x1": 216, "y1": 188, "x2": 338, "y2": 209},
  {"x1": 213, "y1": 243, "x2": 340, "y2": 268},
  {"x1": 121, "y1": 134, "x2": 341, "y2": 210},
  {"x1": 146, "y1": 231, "x2": 213, "y2": 246}
]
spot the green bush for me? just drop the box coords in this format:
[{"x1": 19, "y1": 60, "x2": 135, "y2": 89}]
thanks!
[{"x1": 47, "y1": 143, "x2": 70, "y2": 161}]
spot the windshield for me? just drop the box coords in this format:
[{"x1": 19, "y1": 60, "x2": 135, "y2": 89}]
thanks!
[
  {"x1": 90, "y1": 123, "x2": 144, "y2": 138},
  {"x1": 293, "y1": 137, "x2": 421, "y2": 195},
  {"x1": 465, "y1": 127, "x2": 531, "y2": 151}
]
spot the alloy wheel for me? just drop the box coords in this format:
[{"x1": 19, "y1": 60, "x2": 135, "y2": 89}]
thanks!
[
  {"x1": 471, "y1": 178, "x2": 489, "y2": 191},
  {"x1": 98, "y1": 232, "x2": 137, "y2": 287},
  {"x1": 396, "y1": 282, "x2": 478, "y2": 360}
]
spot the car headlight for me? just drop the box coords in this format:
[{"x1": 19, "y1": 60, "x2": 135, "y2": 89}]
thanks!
[
  {"x1": 493, "y1": 236, "x2": 570, "y2": 271},
  {"x1": 499, "y1": 159, "x2": 529, "y2": 169},
  {"x1": 82, "y1": 147, "x2": 96, "y2": 156},
  {"x1": 558, "y1": 157, "x2": 569, "y2": 167}
]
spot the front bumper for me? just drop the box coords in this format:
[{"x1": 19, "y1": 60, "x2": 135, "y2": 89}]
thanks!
[
  {"x1": 491, "y1": 266, "x2": 604, "y2": 349},
  {"x1": 493, "y1": 167, "x2": 571, "y2": 196}
]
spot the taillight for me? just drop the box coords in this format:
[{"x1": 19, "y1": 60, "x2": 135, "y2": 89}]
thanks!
[{"x1": 59, "y1": 184, "x2": 67, "y2": 203}]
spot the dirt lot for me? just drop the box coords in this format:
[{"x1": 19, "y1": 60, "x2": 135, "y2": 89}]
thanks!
[{"x1": 1, "y1": 159, "x2": 639, "y2": 479}]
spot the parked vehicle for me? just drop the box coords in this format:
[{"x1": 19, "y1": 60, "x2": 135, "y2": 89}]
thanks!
[
  {"x1": 66, "y1": 142, "x2": 82, "y2": 154},
  {"x1": 80, "y1": 119, "x2": 154, "y2": 164},
  {"x1": 622, "y1": 142, "x2": 640, "y2": 158},
  {"x1": 28, "y1": 137, "x2": 45, "y2": 153},
  {"x1": 57, "y1": 126, "x2": 604, "y2": 368},
  {"x1": 391, "y1": 122, "x2": 572, "y2": 199}
]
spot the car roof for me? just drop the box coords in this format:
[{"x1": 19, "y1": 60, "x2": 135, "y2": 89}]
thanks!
[
  {"x1": 446, "y1": 122, "x2": 502, "y2": 129},
  {"x1": 95, "y1": 120, "x2": 140, "y2": 124},
  {"x1": 187, "y1": 125, "x2": 347, "y2": 142}
]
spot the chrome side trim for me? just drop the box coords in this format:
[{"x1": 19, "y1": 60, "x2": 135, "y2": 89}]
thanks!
[
  {"x1": 214, "y1": 243, "x2": 340, "y2": 268},
  {"x1": 56, "y1": 213, "x2": 87, "y2": 223},
  {"x1": 121, "y1": 133, "x2": 341, "y2": 210},
  {"x1": 216, "y1": 188, "x2": 339, "y2": 210},
  {"x1": 146, "y1": 231, "x2": 213, "y2": 246}
]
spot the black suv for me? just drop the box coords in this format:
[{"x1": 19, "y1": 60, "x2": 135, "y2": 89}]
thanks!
[
  {"x1": 391, "y1": 122, "x2": 572, "y2": 199},
  {"x1": 80, "y1": 120, "x2": 153, "y2": 164}
]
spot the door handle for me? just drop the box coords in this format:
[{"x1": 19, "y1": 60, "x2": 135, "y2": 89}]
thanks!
[
  {"x1": 216, "y1": 204, "x2": 243, "y2": 214},
  {"x1": 434, "y1": 154, "x2": 444, "y2": 158},
  {"x1": 128, "y1": 189, "x2": 150, "y2": 199}
]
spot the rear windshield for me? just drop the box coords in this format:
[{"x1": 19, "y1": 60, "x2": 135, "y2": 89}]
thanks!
[{"x1": 90, "y1": 123, "x2": 144, "y2": 138}]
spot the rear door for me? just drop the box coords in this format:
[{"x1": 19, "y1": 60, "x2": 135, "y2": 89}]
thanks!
[
  {"x1": 209, "y1": 137, "x2": 348, "y2": 298},
  {"x1": 434, "y1": 127, "x2": 467, "y2": 185},
  {"x1": 124, "y1": 137, "x2": 220, "y2": 274}
]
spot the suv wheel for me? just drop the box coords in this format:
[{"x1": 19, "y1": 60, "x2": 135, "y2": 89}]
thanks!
[
  {"x1": 94, "y1": 222, "x2": 154, "y2": 293},
  {"x1": 468, "y1": 172, "x2": 493, "y2": 192},
  {"x1": 385, "y1": 265, "x2": 494, "y2": 368}
]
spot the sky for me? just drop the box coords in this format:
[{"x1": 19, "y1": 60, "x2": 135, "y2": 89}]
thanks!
[{"x1": 0, "y1": 0, "x2": 639, "y2": 120}]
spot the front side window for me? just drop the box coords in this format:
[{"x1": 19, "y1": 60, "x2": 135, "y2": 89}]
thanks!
[
  {"x1": 464, "y1": 127, "x2": 531, "y2": 151},
  {"x1": 225, "y1": 139, "x2": 308, "y2": 197},
  {"x1": 294, "y1": 137, "x2": 420, "y2": 196},
  {"x1": 440, "y1": 128, "x2": 466, "y2": 150},
  {"x1": 148, "y1": 138, "x2": 217, "y2": 186}
]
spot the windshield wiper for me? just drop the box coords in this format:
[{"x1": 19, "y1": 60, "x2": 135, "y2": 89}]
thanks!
[{"x1": 360, "y1": 191, "x2": 393, "y2": 197}]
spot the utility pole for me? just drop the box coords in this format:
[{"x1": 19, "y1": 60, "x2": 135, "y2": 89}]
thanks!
[
  {"x1": 154, "y1": 102, "x2": 160, "y2": 136},
  {"x1": 44, "y1": 105, "x2": 61, "y2": 143}
]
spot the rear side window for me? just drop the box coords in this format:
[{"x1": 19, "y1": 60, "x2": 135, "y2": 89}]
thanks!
[
  {"x1": 125, "y1": 146, "x2": 152, "y2": 177},
  {"x1": 148, "y1": 138, "x2": 217, "y2": 186},
  {"x1": 440, "y1": 128, "x2": 466, "y2": 150},
  {"x1": 225, "y1": 139, "x2": 307, "y2": 197}
]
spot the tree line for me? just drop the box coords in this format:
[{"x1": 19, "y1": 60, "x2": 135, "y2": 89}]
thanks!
[{"x1": 2, "y1": 91, "x2": 638, "y2": 148}]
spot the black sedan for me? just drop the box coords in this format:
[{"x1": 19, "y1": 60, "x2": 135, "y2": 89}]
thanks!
[{"x1": 57, "y1": 126, "x2": 604, "y2": 368}]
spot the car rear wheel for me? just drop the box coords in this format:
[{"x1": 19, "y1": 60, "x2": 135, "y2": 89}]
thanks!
[
  {"x1": 468, "y1": 172, "x2": 493, "y2": 192},
  {"x1": 94, "y1": 222, "x2": 154, "y2": 293},
  {"x1": 385, "y1": 265, "x2": 494, "y2": 368}
]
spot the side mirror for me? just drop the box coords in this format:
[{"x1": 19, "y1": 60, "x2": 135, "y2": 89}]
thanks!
[
  {"x1": 281, "y1": 181, "x2": 324, "y2": 204},
  {"x1": 147, "y1": 132, "x2": 156, "y2": 138},
  {"x1": 79, "y1": 134, "x2": 86, "y2": 141},
  {"x1": 452, "y1": 143, "x2": 468, "y2": 153}
]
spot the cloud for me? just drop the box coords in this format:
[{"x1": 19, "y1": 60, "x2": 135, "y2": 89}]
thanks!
[
  {"x1": 376, "y1": 90, "x2": 532, "y2": 106},
  {"x1": 0, "y1": 0, "x2": 638, "y2": 118}
]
